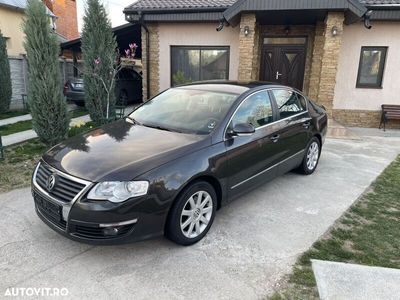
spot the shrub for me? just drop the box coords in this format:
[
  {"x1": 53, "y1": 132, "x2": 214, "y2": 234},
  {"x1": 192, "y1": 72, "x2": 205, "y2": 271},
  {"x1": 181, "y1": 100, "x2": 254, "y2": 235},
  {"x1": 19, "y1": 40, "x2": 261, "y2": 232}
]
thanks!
[
  {"x1": 81, "y1": 0, "x2": 118, "y2": 125},
  {"x1": 23, "y1": 0, "x2": 70, "y2": 146},
  {"x1": 0, "y1": 31, "x2": 12, "y2": 113}
]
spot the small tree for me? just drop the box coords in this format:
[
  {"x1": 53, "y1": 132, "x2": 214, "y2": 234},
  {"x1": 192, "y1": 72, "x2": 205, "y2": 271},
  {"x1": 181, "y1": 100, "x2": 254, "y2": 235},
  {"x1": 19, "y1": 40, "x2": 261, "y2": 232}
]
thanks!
[
  {"x1": 81, "y1": 0, "x2": 118, "y2": 125},
  {"x1": 0, "y1": 31, "x2": 12, "y2": 113},
  {"x1": 23, "y1": 0, "x2": 69, "y2": 146}
]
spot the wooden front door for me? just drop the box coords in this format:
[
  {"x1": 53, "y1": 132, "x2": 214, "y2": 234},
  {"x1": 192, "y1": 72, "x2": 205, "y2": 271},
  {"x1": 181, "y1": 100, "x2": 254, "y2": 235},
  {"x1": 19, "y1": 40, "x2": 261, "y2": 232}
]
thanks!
[{"x1": 261, "y1": 45, "x2": 306, "y2": 91}]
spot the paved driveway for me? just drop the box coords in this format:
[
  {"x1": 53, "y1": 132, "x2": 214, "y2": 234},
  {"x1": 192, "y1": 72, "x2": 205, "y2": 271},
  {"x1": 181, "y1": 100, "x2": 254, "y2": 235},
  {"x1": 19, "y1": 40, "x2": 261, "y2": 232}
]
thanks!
[{"x1": 1, "y1": 130, "x2": 399, "y2": 299}]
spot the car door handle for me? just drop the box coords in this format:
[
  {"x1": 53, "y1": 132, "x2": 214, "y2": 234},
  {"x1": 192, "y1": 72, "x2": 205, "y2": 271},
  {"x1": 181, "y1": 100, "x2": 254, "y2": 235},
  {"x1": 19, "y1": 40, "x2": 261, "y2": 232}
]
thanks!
[
  {"x1": 270, "y1": 134, "x2": 280, "y2": 143},
  {"x1": 303, "y1": 121, "x2": 311, "y2": 129}
]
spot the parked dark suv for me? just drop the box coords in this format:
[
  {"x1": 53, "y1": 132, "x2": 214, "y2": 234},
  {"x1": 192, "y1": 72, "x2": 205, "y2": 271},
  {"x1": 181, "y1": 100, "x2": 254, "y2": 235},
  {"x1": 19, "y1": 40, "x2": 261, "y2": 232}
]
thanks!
[
  {"x1": 33, "y1": 81, "x2": 327, "y2": 246},
  {"x1": 63, "y1": 67, "x2": 142, "y2": 106}
]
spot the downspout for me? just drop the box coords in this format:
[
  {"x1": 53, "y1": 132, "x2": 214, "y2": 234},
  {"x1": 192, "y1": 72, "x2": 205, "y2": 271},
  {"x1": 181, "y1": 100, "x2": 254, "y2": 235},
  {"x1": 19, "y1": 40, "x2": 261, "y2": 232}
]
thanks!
[{"x1": 137, "y1": 12, "x2": 151, "y2": 101}]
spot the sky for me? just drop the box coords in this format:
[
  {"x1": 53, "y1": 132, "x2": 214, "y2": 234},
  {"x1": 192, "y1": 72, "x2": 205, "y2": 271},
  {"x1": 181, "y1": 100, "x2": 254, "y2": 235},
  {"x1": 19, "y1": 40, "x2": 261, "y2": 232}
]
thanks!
[{"x1": 76, "y1": 0, "x2": 136, "y2": 33}]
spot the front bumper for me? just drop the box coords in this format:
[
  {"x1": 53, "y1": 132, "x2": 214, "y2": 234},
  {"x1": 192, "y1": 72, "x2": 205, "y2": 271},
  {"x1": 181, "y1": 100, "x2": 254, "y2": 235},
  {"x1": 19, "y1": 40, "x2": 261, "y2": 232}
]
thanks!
[{"x1": 32, "y1": 162, "x2": 167, "y2": 245}]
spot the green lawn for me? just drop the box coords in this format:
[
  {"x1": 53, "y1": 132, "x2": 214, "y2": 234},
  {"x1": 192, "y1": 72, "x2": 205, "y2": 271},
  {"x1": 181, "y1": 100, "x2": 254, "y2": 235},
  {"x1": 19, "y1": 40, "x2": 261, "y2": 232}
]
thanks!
[
  {"x1": 0, "y1": 120, "x2": 33, "y2": 136},
  {"x1": 0, "y1": 109, "x2": 88, "y2": 136},
  {"x1": 0, "y1": 121, "x2": 96, "y2": 193},
  {"x1": 0, "y1": 110, "x2": 30, "y2": 120},
  {"x1": 272, "y1": 156, "x2": 400, "y2": 299}
]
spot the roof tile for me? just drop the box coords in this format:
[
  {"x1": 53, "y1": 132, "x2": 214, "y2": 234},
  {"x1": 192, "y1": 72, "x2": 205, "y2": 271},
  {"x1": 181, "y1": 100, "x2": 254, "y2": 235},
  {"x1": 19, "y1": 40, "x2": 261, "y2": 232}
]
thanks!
[
  {"x1": 360, "y1": 0, "x2": 400, "y2": 4},
  {"x1": 125, "y1": 0, "x2": 400, "y2": 12},
  {"x1": 126, "y1": 0, "x2": 236, "y2": 11}
]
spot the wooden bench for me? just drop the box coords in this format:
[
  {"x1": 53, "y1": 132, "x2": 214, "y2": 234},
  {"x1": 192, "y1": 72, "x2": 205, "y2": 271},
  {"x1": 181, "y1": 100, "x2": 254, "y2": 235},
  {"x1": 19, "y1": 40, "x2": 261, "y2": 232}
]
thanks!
[{"x1": 380, "y1": 104, "x2": 400, "y2": 131}]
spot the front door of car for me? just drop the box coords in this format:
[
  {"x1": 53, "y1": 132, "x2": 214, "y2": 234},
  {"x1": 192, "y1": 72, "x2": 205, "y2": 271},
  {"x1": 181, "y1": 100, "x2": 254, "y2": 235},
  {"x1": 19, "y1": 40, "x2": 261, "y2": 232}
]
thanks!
[
  {"x1": 225, "y1": 90, "x2": 284, "y2": 198},
  {"x1": 269, "y1": 89, "x2": 312, "y2": 175}
]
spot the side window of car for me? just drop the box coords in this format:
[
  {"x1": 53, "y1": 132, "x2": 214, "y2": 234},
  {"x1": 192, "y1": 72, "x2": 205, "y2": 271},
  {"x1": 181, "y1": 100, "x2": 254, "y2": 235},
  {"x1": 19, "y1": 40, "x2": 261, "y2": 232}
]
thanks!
[
  {"x1": 295, "y1": 93, "x2": 308, "y2": 111},
  {"x1": 231, "y1": 91, "x2": 273, "y2": 129},
  {"x1": 272, "y1": 89, "x2": 306, "y2": 119}
]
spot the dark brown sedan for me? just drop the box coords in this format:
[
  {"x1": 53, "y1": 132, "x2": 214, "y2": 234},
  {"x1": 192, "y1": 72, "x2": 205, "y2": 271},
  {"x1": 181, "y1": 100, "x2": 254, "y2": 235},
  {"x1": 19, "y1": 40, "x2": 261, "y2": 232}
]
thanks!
[{"x1": 32, "y1": 81, "x2": 327, "y2": 245}]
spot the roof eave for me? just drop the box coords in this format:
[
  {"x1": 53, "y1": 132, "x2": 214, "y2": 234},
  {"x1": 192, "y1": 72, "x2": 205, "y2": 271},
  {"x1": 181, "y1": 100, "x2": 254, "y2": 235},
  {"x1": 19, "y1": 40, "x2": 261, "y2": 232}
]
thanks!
[{"x1": 223, "y1": 0, "x2": 368, "y2": 26}]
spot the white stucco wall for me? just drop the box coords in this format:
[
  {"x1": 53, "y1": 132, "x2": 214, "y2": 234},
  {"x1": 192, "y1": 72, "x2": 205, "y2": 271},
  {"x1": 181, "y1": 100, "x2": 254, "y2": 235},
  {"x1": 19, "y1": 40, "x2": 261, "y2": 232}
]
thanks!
[
  {"x1": 158, "y1": 23, "x2": 240, "y2": 92},
  {"x1": 334, "y1": 22, "x2": 400, "y2": 111}
]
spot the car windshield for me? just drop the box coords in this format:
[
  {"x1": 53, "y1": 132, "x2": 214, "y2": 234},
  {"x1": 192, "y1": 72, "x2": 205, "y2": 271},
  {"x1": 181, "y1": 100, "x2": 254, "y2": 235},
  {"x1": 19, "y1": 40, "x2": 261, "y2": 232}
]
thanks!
[{"x1": 129, "y1": 88, "x2": 238, "y2": 135}]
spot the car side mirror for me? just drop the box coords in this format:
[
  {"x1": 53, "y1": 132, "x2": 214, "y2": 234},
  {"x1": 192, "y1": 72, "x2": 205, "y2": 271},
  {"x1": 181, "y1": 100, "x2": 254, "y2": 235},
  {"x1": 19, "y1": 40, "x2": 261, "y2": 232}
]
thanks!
[{"x1": 229, "y1": 123, "x2": 255, "y2": 137}]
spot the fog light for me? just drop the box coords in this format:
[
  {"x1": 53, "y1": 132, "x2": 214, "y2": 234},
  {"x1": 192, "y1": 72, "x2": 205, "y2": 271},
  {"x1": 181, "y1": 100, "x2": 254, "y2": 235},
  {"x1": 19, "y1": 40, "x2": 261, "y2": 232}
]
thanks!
[{"x1": 103, "y1": 227, "x2": 119, "y2": 236}]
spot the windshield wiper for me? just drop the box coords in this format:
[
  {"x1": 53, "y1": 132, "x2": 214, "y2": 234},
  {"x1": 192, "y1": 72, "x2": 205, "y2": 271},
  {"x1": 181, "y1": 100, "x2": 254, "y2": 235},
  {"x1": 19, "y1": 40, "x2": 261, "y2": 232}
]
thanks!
[
  {"x1": 126, "y1": 116, "x2": 141, "y2": 125},
  {"x1": 142, "y1": 123, "x2": 176, "y2": 133}
]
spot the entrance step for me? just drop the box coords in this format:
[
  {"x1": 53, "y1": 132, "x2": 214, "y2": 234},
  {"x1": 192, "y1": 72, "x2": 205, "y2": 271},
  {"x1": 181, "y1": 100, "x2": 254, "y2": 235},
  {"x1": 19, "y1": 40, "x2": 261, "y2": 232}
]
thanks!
[{"x1": 327, "y1": 119, "x2": 361, "y2": 140}]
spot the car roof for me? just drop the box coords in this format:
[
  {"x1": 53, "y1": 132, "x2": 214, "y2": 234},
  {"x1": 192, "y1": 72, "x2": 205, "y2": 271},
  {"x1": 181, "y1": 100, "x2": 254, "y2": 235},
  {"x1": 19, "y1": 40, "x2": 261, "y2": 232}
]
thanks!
[{"x1": 175, "y1": 80, "x2": 292, "y2": 95}]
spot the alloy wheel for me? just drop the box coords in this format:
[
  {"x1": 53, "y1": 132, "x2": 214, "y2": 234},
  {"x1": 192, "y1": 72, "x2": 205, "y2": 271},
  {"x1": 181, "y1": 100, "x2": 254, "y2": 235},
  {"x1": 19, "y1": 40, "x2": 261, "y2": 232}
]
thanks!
[
  {"x1": 307, "y1": 141, "x2": 319, "y2": 171},
  {"x1": 180, "y1": 191, "x2": 213, "y2": 239}
]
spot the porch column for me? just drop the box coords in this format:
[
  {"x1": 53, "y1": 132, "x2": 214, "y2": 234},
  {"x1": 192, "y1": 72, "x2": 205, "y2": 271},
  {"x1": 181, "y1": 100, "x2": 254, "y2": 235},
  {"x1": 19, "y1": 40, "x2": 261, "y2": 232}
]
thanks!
[
  {"x1": 308, "y1": 21, "x2": 325, "y2": 100},
  {"x1": 238, "y1": 13, "x2": 260, "y2": 81},
  {"x1": 141, "y1": 23, "x2": 160, "y2": 101},
  {"x1": 316, "y1": 12, "x2": 345, "y2": 115}
]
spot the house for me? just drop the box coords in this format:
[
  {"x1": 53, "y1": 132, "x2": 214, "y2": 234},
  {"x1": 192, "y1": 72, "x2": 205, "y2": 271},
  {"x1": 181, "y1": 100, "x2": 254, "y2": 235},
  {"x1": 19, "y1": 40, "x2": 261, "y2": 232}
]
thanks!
[
  {"x1": 0, "y1": 0, "x2": 78, "y2": 108},
  {"x1": 43, "y1": 0, "x2": 79, "y2": 41},
  {"x1": 123, "y1": 0, "x2": 400, "y2": 128}
]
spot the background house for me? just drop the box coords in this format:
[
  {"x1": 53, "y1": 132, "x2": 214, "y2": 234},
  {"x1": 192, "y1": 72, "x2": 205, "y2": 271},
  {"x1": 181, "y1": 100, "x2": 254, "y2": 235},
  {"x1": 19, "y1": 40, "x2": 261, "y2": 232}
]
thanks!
[
  {"x1": 0, "y1": 0, "x2": 78, "y2": 109},
  {"x1": 43, "y1": 0, "x2": 79, "y2": 41},
  {"x1": 124, "y1": 0, "x2": 400, "y2": 128}
]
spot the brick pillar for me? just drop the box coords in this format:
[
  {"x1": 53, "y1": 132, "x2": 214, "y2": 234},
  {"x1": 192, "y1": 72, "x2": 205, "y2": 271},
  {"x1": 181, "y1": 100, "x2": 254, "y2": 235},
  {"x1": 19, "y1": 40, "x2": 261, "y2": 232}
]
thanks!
[
  {"x1": 308, "y1": 21, "x2": 325, "y2": 100},
  {"x1": 141, "y1": 24, "x2": 160, "y2": 101},
  {"x1": 316, "y1": 12, "x2": 345, "y2": 115},
  {"x1": 238, "y1": 14, "x2": 260, "y2": 81}
]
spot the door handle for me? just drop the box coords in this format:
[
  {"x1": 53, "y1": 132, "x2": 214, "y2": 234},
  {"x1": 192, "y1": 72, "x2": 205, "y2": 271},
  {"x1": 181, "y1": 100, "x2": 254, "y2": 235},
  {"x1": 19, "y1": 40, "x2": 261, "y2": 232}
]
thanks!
[
  {"x1": 275, "y1": 71, "x2": 282, "y2": 80},
  {"x1": 303, "y1": 121, "x2": 311, "y2": 129},
  {"x1": 270, "y1": 134, "x2": 280, "y2": 143}
]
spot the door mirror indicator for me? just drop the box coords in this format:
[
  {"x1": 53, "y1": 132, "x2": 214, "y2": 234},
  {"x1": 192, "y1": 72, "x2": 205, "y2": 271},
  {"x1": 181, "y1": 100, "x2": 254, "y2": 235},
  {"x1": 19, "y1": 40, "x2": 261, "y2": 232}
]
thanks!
[{"x1": 230, "y1": 123, "x2": 256, "y2": 136}]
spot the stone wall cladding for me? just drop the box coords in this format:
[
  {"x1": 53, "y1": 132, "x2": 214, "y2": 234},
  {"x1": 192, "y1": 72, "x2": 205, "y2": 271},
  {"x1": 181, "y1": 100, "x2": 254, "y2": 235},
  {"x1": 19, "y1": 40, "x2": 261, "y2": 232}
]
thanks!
[
  {"x1": 332, "y1": 109, "x2": 400, "y2": 129},
  {"x1": 259, "y1": 25, "x2": 315, "y2": 95},
  {"x1": 142, "y1": 23, "x2": 160, "y2": 100},
  {"x1": 317, "y1": 12, "x2": 345, "y2": 116},
  {"x1": 238, "y1": 14, "x2": 259, "y2": 81},
  {"x1": 308, "y1": 22, "x2": 325, "y2": 100}
]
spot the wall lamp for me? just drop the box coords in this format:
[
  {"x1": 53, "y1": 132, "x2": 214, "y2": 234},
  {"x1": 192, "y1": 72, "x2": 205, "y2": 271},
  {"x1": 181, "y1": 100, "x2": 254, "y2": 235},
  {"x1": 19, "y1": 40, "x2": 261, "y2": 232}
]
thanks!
[
  {"x1": 331, "y1": 26, "x2": 339, "y2": 37},
  {"x1": 244, "y1": 26, "x2": 250, "y2": 37}
]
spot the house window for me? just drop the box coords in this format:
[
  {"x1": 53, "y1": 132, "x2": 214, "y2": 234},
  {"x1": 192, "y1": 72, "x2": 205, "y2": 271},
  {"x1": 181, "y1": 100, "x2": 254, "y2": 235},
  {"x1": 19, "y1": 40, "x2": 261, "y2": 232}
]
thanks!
[
  {"x1": 171, "y1": 46, "x2": 229, "y2": 86},
  {"x1": 356, "y1": 46, "x2": 387, "y2": 88}
]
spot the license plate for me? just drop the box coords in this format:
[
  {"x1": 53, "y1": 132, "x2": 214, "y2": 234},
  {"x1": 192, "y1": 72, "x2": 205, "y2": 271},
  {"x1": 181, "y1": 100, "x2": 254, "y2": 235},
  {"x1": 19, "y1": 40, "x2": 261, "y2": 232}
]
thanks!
[
  {"x1": 74, "y1": 83, "x2": 83, "y2": 88},
  {"x1": 35, "y1": 195, "x2": 62, "y2": 220}
]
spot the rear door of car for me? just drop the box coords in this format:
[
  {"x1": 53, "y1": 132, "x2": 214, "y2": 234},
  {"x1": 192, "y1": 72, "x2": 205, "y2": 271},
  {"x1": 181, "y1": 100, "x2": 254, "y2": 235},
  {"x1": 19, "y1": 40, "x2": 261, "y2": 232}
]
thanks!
[
  {"x1": 225, "y1": 90, "x2": 283, "y2": 198},
  {"x1": 269, "y1": 88, "x2": 312, "y2": 175}
]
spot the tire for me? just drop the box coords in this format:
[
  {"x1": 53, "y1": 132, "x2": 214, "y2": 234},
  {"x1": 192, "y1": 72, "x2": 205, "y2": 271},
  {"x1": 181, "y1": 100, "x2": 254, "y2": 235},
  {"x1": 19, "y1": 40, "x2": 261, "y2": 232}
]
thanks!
[
  {"x1": 298, "y1": 137, "x2": 321, "y2": 175},
  {"x1": 165, "y1": 181, "x2": 217, "y2": 246}
]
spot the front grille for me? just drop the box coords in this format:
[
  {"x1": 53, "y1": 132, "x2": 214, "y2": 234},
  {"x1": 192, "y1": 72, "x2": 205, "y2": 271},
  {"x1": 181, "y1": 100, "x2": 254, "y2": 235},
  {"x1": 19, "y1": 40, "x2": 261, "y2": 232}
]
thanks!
[
  {"x1": 35, "y1": 163, "x2": 86, "y2": 203},
  {"x1": 73, "y1": 224, "x2": 134, "y2": 240},
  {"x1": 34, "y1": 192, "x2": 67, "y2": 230}
]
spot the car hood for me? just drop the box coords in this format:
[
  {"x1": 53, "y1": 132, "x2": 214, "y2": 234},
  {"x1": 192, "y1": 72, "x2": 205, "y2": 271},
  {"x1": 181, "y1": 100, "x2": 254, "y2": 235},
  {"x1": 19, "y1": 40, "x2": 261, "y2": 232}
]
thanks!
[{"x1": 43, "y1": 120, "x2": 209, "y2": 182}]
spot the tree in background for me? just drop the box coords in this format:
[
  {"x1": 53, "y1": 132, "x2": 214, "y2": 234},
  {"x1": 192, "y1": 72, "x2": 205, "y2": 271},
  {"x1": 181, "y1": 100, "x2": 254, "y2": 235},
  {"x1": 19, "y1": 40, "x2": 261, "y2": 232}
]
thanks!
[
  {"x1": 0, "y1": 31, "x2": 12, "y2": 113},
  {"x1": 23, "y1": 0, "x2": 69, "y2": 146},
  {"x1": 81, "y1": 0, "x2": 118, "y2": 125}
]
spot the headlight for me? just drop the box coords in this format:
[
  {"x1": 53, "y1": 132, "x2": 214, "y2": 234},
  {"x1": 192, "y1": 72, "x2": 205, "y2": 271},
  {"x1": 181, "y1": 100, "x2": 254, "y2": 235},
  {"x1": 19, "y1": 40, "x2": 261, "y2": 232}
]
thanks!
[{"x1": 87, "y1": 181, "x2": 149, "y2": 203}]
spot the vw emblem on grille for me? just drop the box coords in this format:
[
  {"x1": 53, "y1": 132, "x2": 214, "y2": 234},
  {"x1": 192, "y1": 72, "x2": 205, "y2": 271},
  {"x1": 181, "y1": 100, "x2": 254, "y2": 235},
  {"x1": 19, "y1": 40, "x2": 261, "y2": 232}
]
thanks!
[{"x1": 46, "y1": 174, "x2": 57, "y2": 192}]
